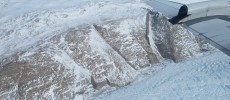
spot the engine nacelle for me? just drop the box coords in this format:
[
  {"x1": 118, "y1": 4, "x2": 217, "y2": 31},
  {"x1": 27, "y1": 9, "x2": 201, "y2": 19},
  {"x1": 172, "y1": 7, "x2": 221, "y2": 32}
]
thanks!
[{"x1": 169, "y1": 0, "x2": 230, "y2": 24}]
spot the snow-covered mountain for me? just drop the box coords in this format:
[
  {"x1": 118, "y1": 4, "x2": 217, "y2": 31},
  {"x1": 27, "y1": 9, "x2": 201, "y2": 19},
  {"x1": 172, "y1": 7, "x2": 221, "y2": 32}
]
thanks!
[
  {"x1": 0, "y1": 0, "x2": 229, "y2": 100},
  {"x1": 95, "y1": 51, "x2": 230, "y2": 100}
]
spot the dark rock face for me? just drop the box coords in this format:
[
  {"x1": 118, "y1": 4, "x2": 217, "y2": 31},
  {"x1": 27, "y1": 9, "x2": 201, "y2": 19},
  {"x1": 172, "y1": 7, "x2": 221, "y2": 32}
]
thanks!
[
  {"x1": 148, "y1": 12, "x2": 201, "y2": 62},
  {"x1": 0, "y1": 11, "x2": 208, "y2": 99}
]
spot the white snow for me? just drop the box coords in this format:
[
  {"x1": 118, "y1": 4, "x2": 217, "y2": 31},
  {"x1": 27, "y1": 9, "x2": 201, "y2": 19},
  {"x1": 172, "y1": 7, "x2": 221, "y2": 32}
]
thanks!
[
  {"x1": 0, "y1": 0, "x2": 147, "y2": 61},
  {"x1": 50, "y1": 44, "x2": 91, "y2": 78},
  {"x1": 89, "y1": 26, "x2": 111, "y2": 63},
  {"x1": 75, "y1": 95, "x2": 84, "y2": 100},
  {"x1": 0, "y1": 0, "x2": 145, "y2": 17},
  {"x1": 95, "y1": 51, "x2": 230, "y2": 100}
]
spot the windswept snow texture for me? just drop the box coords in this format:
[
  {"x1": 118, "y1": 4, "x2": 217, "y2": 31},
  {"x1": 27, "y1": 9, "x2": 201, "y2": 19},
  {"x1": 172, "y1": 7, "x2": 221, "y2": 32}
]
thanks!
[
  {"x1": 0, "y1": 0, "x2": 141, "y2": 17},
  {"x1": 96, "y1": 51, "x2": 230, "y2": 100},
  {"x1": 0, "y1": 0, "x2": 147, "y2": 61},
  {"x1": 0, "y1": 0, "x2": 230, "y2": 100}
]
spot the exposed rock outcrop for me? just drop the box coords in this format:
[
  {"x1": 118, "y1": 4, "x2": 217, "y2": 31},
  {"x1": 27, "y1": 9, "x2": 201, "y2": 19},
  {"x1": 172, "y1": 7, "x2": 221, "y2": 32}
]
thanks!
[
  {"x1": 148, "y1": 12, "x2": 201, "y2": 62},
  {"x1": 0, "y1": 11, "x2": 209, "y2": 99}
]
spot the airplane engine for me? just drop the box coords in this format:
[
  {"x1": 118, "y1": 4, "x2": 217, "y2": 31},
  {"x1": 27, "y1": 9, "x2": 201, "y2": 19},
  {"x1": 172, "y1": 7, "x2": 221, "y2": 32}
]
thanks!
[{"x1": 169, "y1": 0, "x2": 230, "y2": 24}]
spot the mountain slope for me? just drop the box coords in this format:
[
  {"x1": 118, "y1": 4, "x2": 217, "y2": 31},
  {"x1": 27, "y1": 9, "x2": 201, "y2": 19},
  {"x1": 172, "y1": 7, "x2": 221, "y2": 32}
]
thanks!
[
  {"x1": 0, "y1": 1, "x2": 147, "y2": 62},
  {"x1": 96, "y1": 51, "x2": 230, "y2": 100},
  {"x1": 0, "y1": 0, "x2": 229, "y2": 100}
]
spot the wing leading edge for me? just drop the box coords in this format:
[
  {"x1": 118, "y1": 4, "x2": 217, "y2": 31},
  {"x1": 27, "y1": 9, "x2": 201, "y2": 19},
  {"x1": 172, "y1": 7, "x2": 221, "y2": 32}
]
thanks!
[{"x1": 146, "y1": 0, "x2": 230, "y2": 56}]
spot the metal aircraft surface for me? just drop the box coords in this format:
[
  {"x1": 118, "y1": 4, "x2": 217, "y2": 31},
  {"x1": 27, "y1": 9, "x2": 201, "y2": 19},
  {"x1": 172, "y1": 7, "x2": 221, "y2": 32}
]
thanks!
[{"x1": 145, "y1": 0, "x2": 230, "y2": 56}]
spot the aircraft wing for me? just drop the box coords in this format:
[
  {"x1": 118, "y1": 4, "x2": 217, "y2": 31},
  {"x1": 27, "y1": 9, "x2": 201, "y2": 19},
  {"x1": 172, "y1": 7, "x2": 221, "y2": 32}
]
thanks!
[{"x1": 145, "y1": 0, "x2": 230, "y2": 56}]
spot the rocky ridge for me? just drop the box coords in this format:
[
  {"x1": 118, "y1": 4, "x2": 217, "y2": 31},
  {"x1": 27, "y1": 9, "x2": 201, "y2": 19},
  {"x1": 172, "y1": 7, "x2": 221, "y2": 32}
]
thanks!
[{"x1": 0, "y1": 9, "x2": 213, "y2": 99}]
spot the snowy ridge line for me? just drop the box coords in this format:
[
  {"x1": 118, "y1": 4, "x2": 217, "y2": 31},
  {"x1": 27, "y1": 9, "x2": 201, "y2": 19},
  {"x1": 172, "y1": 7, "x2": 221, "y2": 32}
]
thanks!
[
  {"x1": 91, "y1": 14, "x2": 159, "y2": 70},
  {"x1": 1, "y1": 0, "x2": 228, "y2": 99},
  {"x1": 0, "y1": 27, "x2": 67, "y2": 67},
  {"x1": 1, "y1": 13, "x2": 152, "y2": 98},
  {"x1": 93, "y1": 25, "x2": 137, "y2": 69},
  {"x1": 146, "y1": 11, "x2": 164, "y2": 62},
  {"x1": 90, "y1": 24, "x2": 138, "y2": 86},
  {"x1": 0, "y1": 2, "x2": 148, "y2": 63}
]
